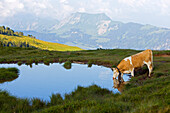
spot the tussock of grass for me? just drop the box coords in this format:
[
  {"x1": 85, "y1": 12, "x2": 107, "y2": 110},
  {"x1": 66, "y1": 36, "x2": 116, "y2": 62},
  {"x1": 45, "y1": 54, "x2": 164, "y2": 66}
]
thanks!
[
  {"x1": 0, "y1": 67, "x2": 19, "y2": 82},
  {"x1": 49, "y1": 94, "x2": 63, "y2": 106},
  {"x1": 87, "y1": 60, "x2": 92, "y2": 67},
  {"x1": 63, "y1": 61, "x2": 72, "y2": 69},
  {"x1": 43, "y1": 59, "x2": 50, "y2": 66},
  {"x1": 17, "y1": 61, "x2": 22, "y2": 66}
]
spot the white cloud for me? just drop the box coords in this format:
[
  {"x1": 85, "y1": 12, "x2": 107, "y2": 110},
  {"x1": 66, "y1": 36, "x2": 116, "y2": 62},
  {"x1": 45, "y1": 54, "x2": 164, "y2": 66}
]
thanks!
[
  {"x1": 158, "y1": 0, "x2": 170, "y2": 15},
  {"x1": 0, "y1": 0, "x2": 24, "y2": 17},
  {"x1": 78, "y1": 8, "x2": 86, "y2": 12},
  {"x1": 36, "y1": 3, "x2": 47, "y2": 9},
  {"x1": 0, "y1": 0, "x2": 170, "y2": 28},
  {"x1": 118, "y1": 0, "x2": 146, "y2": 7},
  {"x1": 99, "y1": 70, "x2": 111, "y2": 80},
  {"x1": 117, "y1": 0, "x2": 170, "y2": 15},
  {"x1": 59, "y1": 0, "x2": 68, "y2": 4}
]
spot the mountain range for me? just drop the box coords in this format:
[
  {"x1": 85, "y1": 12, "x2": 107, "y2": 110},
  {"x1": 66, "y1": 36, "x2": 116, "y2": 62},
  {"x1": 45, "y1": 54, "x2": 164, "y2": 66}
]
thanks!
[
  {"x1": 1, "y1": 13, "x2": 59, "y2": 33},
  {"x1": 1, "y1": 12, "x2": 170, "y2": 50}
]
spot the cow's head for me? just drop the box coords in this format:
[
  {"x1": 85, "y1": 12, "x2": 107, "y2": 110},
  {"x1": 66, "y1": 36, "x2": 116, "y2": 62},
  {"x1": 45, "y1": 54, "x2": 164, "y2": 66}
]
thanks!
[
  {"x1": 113, "y1": 78, "x2": 120, "y2": 88},
  {"x1": 112, "y1": 67, "x2": 121, "y2": 80}
]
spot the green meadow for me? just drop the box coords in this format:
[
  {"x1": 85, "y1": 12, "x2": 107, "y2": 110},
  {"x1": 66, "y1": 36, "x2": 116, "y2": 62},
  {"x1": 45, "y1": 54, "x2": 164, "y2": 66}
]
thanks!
[{"x1": 0, "y1": 47, "x2": 169, "y2": 113}]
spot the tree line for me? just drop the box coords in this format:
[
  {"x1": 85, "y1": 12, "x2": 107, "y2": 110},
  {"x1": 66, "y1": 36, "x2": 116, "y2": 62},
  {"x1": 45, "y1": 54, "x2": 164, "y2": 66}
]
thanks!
[
  {"x1": 0, "y1": 38, "x2": 36, "y2": 48},
  {"x1": 0, "y1": 26, "x2": 36, "y2": 48},
  {"x1": 0, "y1": 26, "x2": 36, "y2": 38},
  {"x1": 0, "y1": 26, "x2": 24, "y2": 36}
]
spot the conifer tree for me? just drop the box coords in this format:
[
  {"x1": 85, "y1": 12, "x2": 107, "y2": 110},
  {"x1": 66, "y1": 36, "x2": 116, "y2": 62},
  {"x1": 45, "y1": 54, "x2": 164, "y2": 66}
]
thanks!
[
  {"x1": 19, "y1": 32, "x2": 24, "y2": 36},
  {"x1": 15, "y1": 32, "x2": 19, "y2": 36}
]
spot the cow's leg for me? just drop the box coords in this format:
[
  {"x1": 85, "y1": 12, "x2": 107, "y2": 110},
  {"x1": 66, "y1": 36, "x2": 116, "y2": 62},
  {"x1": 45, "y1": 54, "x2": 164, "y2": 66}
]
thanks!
[
  {"x1": 148, "y1": 64, "x2": 153, "y2": 77},
  {"x1": 131, "y1": 68, "x2": 134, "y2": 77},
  {"x1": 144, "y1": 61, "x2": 152, "y2": 77},
  {"x1": 121, "y1": 73, "x2": 124, "y2": 83}
]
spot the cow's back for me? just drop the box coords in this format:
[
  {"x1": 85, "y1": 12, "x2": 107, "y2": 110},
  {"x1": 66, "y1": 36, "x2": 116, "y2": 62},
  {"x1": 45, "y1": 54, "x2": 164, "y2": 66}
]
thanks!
[{"x1": 132, "y1": 49, "x2": 153, "y2": 68}]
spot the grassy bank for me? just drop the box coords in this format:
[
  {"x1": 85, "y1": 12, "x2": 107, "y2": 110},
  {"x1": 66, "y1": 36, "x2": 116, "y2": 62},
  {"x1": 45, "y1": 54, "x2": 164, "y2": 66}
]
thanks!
[
  {"x1": 0, "y1": 67, "x2": 19, "y2": 83},
  {"x1": 0, "y1": 47, "x2": 169, "y2": 112},
  {"x1": 1, "y1": 47, "x2": 169, "y2": 66}
]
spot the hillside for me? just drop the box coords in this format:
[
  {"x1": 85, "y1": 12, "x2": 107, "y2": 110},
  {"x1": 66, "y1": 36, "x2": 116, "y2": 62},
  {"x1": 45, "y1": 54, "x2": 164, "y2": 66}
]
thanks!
[{"x1": 0, "y1": 34, "x2": 82, "y2": 51}]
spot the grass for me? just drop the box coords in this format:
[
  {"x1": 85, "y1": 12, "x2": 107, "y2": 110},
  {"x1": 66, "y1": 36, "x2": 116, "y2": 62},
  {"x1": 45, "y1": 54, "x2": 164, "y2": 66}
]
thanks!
[
  {"x1": 0, "y1": 47, "x2": 143, "y2": 67},
  {"x1": 87, "y1": 60, "x2": 93, "y2": 67},
  {"x1": 0, "y1": 34, "x2": 82, "y2": 51},
  {"x1": 63, "y1": 61, "x2": 72, "y2": 69},
  {"x1": 40, "y1": 76, "x2": 169, "y2": 113},
  {"x1": 0, "y1": 67, "x2": 19, "y2": 83},
  {"x1": 0, "y1": 47, "x2": 169, "y2": 112}
]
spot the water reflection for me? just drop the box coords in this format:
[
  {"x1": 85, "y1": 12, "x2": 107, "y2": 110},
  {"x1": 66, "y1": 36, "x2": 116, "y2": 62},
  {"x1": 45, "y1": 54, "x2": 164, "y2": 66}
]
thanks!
[
  {"x1": 0, "y1": 63, "x2": 116, "y2": 101},
  {"x1": 63, "y1": 61, "x2": 72, "y2": 69},
  {"x1": 88, "y1": 63, "x2": 92, "y2": 67},
  {"x1": 44, "y1": 62, "x2": 50, "y2": 66},
  {"x1": 113, "y1": 78, "x2": 129, "y2": 92},
  {"x1": 0, "y1": 63, "x2": 130, "y2": 101}
]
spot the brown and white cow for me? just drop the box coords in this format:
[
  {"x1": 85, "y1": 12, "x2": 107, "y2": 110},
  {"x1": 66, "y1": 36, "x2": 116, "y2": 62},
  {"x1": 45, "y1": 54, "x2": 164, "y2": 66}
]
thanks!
[{"x1": 112, "y1": 49, "x2": 153, "y2": 81}]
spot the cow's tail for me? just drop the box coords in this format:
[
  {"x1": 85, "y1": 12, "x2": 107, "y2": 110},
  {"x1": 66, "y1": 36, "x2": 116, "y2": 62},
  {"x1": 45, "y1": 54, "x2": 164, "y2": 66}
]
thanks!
[{"x1": 150, "y1": 49, "x2": 154, "y2": 69}]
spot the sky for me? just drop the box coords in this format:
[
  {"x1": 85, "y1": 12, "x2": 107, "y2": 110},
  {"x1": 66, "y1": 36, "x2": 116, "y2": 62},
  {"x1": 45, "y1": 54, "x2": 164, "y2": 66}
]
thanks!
[{"x1": 0, "y1": 0, "x2": 170, "y2": 28}]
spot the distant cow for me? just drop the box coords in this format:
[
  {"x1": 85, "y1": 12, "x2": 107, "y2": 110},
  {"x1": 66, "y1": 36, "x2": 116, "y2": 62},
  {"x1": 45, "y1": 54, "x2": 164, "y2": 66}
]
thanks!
[{"x1": 112, "y1": 49, "x2": 153, "y2": 81}]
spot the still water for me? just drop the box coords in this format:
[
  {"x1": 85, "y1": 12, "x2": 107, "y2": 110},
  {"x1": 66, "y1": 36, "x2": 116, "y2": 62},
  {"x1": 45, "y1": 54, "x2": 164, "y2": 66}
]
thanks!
[{"x1": 0, "y1": 63, "x2": 130, "y2": 101}]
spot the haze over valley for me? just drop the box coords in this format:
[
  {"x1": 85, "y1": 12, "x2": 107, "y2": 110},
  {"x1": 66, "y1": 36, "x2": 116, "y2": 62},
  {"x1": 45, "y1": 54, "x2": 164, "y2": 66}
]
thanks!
[{"x1": 0, "y1": 0, "x2": 170, "y2": 50}]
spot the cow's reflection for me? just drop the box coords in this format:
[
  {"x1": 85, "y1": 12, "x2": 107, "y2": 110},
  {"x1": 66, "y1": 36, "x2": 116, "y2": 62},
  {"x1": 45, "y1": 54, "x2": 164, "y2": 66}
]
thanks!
[{"x1": 113, "y1": 78, "x2": 128, "y2": 92}]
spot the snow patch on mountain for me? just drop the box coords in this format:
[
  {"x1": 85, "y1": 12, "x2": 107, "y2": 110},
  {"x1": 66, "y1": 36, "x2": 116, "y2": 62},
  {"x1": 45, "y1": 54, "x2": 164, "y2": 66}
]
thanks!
[{"x1": 97, "y1": 20, "x2": 111, "y2": 35}]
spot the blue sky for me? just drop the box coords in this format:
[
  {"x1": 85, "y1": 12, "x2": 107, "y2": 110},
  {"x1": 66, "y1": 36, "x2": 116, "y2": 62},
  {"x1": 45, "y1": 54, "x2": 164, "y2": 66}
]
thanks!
[{"x1": 0, "y1": 0, "x2": 170, "y2": 28}]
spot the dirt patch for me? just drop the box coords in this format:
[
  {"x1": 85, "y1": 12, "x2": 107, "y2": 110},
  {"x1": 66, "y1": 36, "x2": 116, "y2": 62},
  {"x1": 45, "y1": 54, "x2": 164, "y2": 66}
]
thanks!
[{"x1": 154, "y1": 54, "x2": 170, "y2": 57}]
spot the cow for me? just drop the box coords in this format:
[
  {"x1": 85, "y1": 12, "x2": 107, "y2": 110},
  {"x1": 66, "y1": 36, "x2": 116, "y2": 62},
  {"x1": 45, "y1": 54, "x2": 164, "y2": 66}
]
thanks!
[{"x1": 112, "y1": 49, "x2": 153, "y2": 81}]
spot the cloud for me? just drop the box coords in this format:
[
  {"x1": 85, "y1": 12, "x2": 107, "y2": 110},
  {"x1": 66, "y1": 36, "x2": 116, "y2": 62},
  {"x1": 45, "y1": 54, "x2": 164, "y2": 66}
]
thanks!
[
  {"x1": 1, "y1": 0, "x2": 169, "y2": 18},
  {"x1": 158, "y1": 0, "x2": 170, "y2": 16},
  {"x1": 117, "y1": 0, "x2": 170, "y2": 15},
  {"x1": 78, "y1": 8, "x2": 86, "y2": 12},
  {"x1": 118, "y1": 0, "x2": 146, "y2": 7},
  {"x1": 99, "y1": 70, "x2": 112, "y2": 80},
  {"x1": 0, "y1": 0, "x2": 24, "y2": 17},
  {"x1": 36, "y1": 2, "x2": 47, "y2": 9},
  {"x1": 59, "y1": 0, "x2": 68, "y2": 4},
  {"x1": 0, "y1": 0, "x2": 170, "y2": 27}
]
